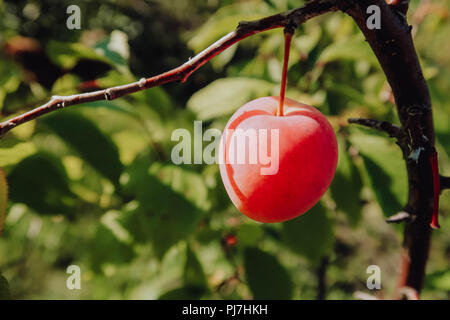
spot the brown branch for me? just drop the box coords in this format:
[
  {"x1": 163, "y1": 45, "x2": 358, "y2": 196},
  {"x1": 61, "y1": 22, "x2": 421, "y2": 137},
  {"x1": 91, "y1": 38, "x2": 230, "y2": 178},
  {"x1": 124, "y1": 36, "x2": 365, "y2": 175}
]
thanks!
[
  {"x1": 342, "y1": 0, "x2": 436, "y2": 295},
  {"x1": 0, "y1": 0, "x2": 339, "y2": 137},
  {"x1": 440, "y1": 175, "x2": 450, "y2": 191},
  {"x1": 348, "y1": 118, "x2": 403, "y2": 138},
  {"x1": 316, "y1": 257, "x2": 329, "y2": 300}
]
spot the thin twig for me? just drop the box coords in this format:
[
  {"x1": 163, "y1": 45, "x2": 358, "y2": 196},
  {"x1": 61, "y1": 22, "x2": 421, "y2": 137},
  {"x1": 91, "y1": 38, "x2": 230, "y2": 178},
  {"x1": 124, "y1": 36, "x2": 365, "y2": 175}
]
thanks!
[
  {"x1": 440, "y1": 175, "x2": 450, "y2": 191},
  {"x1": 348, "y1": 118, "x2": 403, "y2": 138},
  {"x1": 386, "y1": 211, "x2": 413, "y2": 223},
  {"x1": 0, "y1": 0, "x2": 339, "y2": 137},
  {"x1": 316, "y1": 257, "x2": 329, "y2": 300}
]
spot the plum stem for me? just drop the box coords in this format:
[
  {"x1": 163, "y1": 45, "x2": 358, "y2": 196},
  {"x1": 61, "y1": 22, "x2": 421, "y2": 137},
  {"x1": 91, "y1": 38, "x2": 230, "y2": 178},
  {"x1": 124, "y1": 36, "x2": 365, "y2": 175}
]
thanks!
[{"x1": 278, "y1": 27, "x2": 295, "y2": 117}]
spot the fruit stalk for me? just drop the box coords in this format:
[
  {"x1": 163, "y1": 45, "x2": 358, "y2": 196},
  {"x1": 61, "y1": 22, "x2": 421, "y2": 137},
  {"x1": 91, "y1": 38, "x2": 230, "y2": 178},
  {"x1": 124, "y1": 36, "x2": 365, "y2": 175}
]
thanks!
[{"x1": 278, "y1": 27, "x2": 295, "y2": 117}]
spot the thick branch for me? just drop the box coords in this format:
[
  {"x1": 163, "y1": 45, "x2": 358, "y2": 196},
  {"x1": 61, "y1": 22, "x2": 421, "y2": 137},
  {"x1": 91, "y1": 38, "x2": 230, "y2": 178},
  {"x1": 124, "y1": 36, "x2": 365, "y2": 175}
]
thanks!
[
  {"x1": 342, "y1": 0, "x2": 435, "y2": 294},
  {"x1": 0, "y1": 0, "x2": 339, "y2": 137}
]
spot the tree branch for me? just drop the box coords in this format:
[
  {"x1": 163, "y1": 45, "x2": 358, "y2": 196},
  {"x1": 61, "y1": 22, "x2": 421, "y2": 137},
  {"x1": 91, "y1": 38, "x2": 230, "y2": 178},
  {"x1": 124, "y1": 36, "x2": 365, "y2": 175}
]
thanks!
[
  {"x1": 348, "y1": 118, "x2": 403, "y2": 138},
  {"x1": 440, "y1": 175, "x2": 450, "y2": 191},
  {"x1": 316, "y1": 256, "x2": 329, "y2": 300},
  {"x1": 0, "y1": 0, "x2": 339, "y2": 137},
  {"x1": 343, "y1": 0, "x2": 436, "y2": 295}
]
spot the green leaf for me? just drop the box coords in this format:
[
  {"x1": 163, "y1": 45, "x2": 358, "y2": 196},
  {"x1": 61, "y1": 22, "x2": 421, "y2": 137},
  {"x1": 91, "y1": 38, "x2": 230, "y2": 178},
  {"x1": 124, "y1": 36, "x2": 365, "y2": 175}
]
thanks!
[
  {"x1": 330, "y1": 137, "x2": 363, "y2": 226},
  {"x1": 47, "y1": 41, "x2": 110, "y2": 69},
  {"x1": 121, "y1": 160, "x2": 207, "y2": 258},
  {"x1": 425, "y1": 269, "x2": 450, "y2": 291},
  {"x1": 7, "y1": 152, "x2": 76, "y2": 215},
  {"x1": 188, "y1": 2, "x2": 272, "y2": 53},
  {"x1": 293, "y1": 24, "x2": 322, "y2": 56},
  {"x1": 134, "y1": 86, "x2": 173, "y2": 120},
  {"x1": 327, "y1": 82, "x2": 385, "y2": 111},
  {"x1": 0, "y1": 168, "x2": 8, "y2": 235},
  {"x1": 159, "y1": 286, "x2": 205, "y2": 300},
  {"x1": 0, "y1": 59, "x2": 21, "y2": 109},
  {"x1": 211, "y1": 44, "x2": 238, "y2": 72},
  {"x1": 81, "y1": 100, "x2": 138, "y2": 119},
  {"x1": 184, "y1": 245, "x2": 208, "y2": 294},
  {"x1": 187, "y1": 78, "x2": 274, "y2": 121},
  {"x1": 88, "y1": 223, "x2": 135, "y2": 272},
  {"x1": 101, "y1": 210, "x2": 132, "y2": 244},
  {"x1": 93, "y1": 31, "x2": 130, "y2": 66},
  {"x1": 149, "y1": 163, "x2": 210, "y2": 211},
  {"x1": 243, "y1": 247, "x2": 293, "y2": 299},
  {"x1": 51, "y1": 74, "x2": 81, "y2": 95},
  {"x1": 349, "y1": 129, "x2": 407, "y2": 216},
  {"x1": 0, "y1": 142, "x2": 36, "y2": 167},
  {"x1": 236, "y1": 224, "x2": 264, "y2": 247},
  {"x1": 117, "y1": 202, "x2": 153, "y2": 244},
  {"x1": 281, "y1": 203, "x2": 334, "y2": 263},
  {"x1": 318, "y1": 35, "x2": 380, "y2": 67},
  {"x1": 433, "y1": 104, "x2": 450, "y2": 156},
  {"x1": 42, "y1": 111, "x2": 123, "y2": 184},
  {"x1": 0, "y1": 274, "x2": 11, "y2": 300}
]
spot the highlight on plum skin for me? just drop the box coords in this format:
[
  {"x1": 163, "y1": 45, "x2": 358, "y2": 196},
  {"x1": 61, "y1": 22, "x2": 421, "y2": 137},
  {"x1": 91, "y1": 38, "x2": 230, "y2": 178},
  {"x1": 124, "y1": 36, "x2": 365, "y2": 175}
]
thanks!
[{"x1": 219, "y1": 96, "x2": 338, "y2": 223}]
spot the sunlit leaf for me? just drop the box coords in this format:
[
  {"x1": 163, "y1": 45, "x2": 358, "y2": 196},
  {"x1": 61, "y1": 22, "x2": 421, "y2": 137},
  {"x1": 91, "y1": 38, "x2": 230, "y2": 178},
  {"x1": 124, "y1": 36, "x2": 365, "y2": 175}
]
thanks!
[
  {"x1": 236, "y1": 224, "x2": 263, "y2": 247},
  {"x1": 349, "y1": 128, "x2": 407, "y2": 216},
  {"x1": 0, "y1": 142, "x2": 36, "y2": 167},
  {"x1": 0, "y1": 59, "x2": 21, "y2": 109},
  {"x1": 134, "y1": 86, "x2": 173, "y2": 120},
  {"x1": 188, "y1": 2, "x2": 273, "y2": 53},
  {"x1": 318, "y1": 36, "x2": 379, "y2": 67},
  {"x1": 425, "y1": 269, "x2": 450, "y2": 291},
  {"x1": 8, "y1": 152, "x2": 76, "y2": 215},
  {"x1": 42, "y1": 111, "x2": 123, "y2": 184},
  {"x1": 51, "y1": 74, "x2": 81, "y2": 95},
  {"x1": 187, "y1": 78, "x2": 274, "y2": 121},
  {"x1": 81, "y1": 100, "x2": 138, "y2": 119},
  {"x1": 330, "y1": 137, "x2": 363, "y2": 226},
  {"x1": 211, "y1": 44, "x2": 238, "y2": 72},
  {"x1": 293, "y1": 24, "x2": 322, "y2": 55},
  {"x1": 47, "y1": 41, "x2": 110, "y2": 69},
  {"x1": 94, "y1": 30, "x2": 130, "y2": 66}
]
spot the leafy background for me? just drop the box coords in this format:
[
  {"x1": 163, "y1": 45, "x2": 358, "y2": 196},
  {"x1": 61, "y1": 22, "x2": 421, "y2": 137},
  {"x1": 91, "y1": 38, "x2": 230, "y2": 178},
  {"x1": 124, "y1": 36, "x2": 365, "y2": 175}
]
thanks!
[{"x1": 0, "y1": 0, "x2": 449, "y2": 299}]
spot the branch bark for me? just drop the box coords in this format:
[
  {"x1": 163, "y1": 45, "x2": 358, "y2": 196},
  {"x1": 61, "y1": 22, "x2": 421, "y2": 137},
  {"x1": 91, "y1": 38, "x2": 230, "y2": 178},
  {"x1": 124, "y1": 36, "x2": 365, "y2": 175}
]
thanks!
[
  {"x1": 342, "y1": 0, "x2": 436, "y2": 294},
  {"x1": 0, "y1": 0, "x2": 339, "y2": 136}
]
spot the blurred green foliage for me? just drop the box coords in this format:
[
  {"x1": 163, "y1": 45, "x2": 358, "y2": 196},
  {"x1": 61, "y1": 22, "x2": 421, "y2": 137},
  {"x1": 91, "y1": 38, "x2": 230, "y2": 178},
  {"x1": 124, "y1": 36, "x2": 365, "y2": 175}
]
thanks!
[{"x1": 0, "y1": 0, "x2": 449, "y2": 300}]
